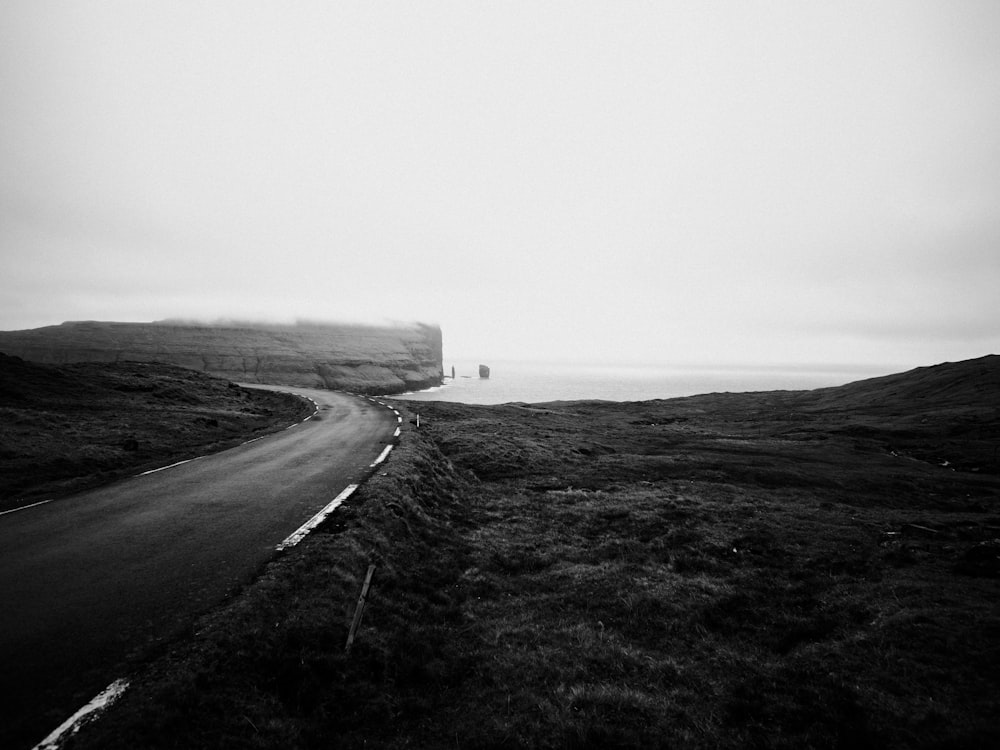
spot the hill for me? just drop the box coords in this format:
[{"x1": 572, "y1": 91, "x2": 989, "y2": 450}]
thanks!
[
  {"x1": 650, "y1": 353, "x2": 1000, "y2": 477},
  {"x1": 806, "y1": 354, "x2": 1000, "y2": 410},
  {"x1": 0, "y1": 319, "x2": 443, "y2": 395}
]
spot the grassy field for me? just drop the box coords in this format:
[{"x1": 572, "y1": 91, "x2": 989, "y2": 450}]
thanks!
[
  {"x1": 63, "y1": 356, "x2": 1000, "y2": 748},
  {"x1": 0, "y1": 353, "x2": 312, "y2": 511}
]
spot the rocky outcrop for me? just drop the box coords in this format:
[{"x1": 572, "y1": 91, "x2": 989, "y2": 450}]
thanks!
[{"x1": 0, "y1": 320, "x2": 444, "y2": 395}]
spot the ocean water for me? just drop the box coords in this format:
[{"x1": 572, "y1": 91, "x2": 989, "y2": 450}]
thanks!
[{"x1": 393, "y1": 360, "x2": 889, "y2": 405}]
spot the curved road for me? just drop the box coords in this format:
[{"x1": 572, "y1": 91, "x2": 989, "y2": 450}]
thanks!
[{"x1": 0, "y1": 387, "x2": 395, "y2": 749}]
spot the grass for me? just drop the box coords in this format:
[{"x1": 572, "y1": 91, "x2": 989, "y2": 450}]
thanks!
[{"x1": 62, "y1": 358, "x2": 1000, "y2": 749}]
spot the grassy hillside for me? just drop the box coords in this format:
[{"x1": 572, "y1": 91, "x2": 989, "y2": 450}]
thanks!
[
  {"x1": 62, "y1": 355, "x2": 1000, "y2": 749},
  {"x1": 0, "y1": 319, "x2": 444, "y2": 394},
  {"x1": 0, "y1": 353, "x2": 312, "y2": 511}
]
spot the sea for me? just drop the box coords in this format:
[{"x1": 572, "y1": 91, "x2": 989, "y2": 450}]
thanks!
[{"x1": 392, "y1": 360, "x2": 891, "y2": 405}]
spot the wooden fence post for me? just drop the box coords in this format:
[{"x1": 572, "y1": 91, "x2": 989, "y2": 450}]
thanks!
[{"x1": 345, "y1": 564, "x2": 376, "y2": 654}]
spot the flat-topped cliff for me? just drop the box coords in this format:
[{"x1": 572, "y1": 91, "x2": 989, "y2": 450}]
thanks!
[{"x1": 0, "y1": 320, "x2": 443, "y2": 395}]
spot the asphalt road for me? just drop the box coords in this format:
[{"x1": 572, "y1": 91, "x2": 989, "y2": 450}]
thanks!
[{"x1": 0, "y1": 387, "x2": 395, "y2": 749}]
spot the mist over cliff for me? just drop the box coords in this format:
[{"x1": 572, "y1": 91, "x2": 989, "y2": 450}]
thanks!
[{"x1": 0, "y1": 320, "x2": 443, "y2": 395}]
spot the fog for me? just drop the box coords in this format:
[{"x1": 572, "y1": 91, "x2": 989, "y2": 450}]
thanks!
[{"x1": 2, "y1": 1, "x2": 999, "y2": 369}]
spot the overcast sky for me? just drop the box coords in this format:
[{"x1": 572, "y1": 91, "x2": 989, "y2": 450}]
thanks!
[{"x1": 2, "y1": 1, "x2": 998, "y2": 369}]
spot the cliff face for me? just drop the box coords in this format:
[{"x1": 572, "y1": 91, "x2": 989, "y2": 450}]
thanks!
[{"x1": 0, "y1": 320, "x2": 444, "y2": 395}]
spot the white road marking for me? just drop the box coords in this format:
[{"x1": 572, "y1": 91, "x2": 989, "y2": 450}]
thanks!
[
  {"x1": 33, "y1": 678, "x2": 130, "y2": 750},
  {"x1": 276, "y1": 483, "x2": 359, "y2": 551},
  {"x1": 370, "y1": 445, "x2": 393, "y2": 467},
  {"x1": 138, "y1": 458, "x2": 194, "y2": 476},
  {"x1": 393, "y1": 427, "x2": 401, "y2": 438},
  {"x1": 0, "y1": 499, "x2": 54, "y2": 517},
  {"x1": 397, "y1": 415, "x2": 402, "y2": 424}
]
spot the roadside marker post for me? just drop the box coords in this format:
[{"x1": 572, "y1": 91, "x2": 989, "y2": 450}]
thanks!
[{"x1": 345, "y1": 564, "x2": 376, "y2": 654}]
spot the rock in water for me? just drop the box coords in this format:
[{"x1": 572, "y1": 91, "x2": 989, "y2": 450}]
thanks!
[{"x1": 479, "y1": 364, "x2": 490, "y2": 379}]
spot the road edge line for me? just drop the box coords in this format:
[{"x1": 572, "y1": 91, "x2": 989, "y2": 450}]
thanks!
[
  {"x1": 275, "y1": 483, "x2": 360, "y2": 552},
  {"x1": 0, "y1": 499, "x2": 54, "y2": 517},
  {"x1": 32, "y1": 678, "x2": 130, "y2": 750},
  {"x1": 370, "y1": 445, "x2": 393, "y2": 467}
]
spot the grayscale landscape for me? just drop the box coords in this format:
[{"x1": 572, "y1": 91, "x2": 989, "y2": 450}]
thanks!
[{"x1": 1, "y1": 2, "x2": 998, "y2": 748}]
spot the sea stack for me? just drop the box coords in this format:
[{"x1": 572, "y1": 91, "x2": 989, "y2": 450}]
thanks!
[{"x1": 479, "y1": 364, "x2": 490, "y2": 379}]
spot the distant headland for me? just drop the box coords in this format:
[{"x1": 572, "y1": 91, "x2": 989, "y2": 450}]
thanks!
[{"x1": 0, "y1": 319, "x2": 444, "y2": 395}]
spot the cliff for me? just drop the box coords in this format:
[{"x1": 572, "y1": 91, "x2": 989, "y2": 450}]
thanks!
[{"x1": 0, "y1": 320, "x2": 443, "y2": 395}]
